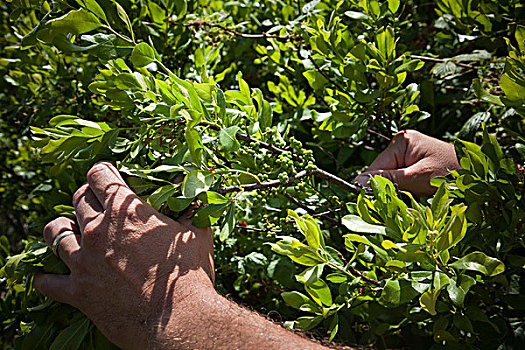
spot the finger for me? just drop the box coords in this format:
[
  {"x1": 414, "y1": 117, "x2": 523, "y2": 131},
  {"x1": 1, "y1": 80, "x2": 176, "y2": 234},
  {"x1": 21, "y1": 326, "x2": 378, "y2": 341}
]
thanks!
[
  {"x1": 366, "y1": 131, "x2": 409, "y2": 171},
  {"x1": 73, "y1": 184, "x2": 103, "y2": 232},
  {"x1": 86, "y1": 162, "x2": 135, "y2": 210},
  {"x1": 354, "y1": 173, "x2": 373, "y2": 188},
  {"x1": 34, "y1": 274, "x2": 74, "y2": 305},
  {"x1": 43, "y1": 217, "x2": 81, "y2": 267},
  {"x1": 360, "y1": 165, "x2": 437, "y2": 198}
]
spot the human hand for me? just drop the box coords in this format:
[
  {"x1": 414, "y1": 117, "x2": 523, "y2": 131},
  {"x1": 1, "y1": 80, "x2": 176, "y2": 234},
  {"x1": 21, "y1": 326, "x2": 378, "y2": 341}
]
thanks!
[
  {"x1": 354, "y1": 130, "x2": 460, "y2": 197},
  {"x1": 34, "y1": 162, "x2": 215, "y2": 349}
]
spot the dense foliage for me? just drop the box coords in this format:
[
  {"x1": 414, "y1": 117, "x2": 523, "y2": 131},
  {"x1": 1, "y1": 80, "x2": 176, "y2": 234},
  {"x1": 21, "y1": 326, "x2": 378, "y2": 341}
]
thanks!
[{"x1": 1, "y1": 0, "x2": 524, "y2": 349}]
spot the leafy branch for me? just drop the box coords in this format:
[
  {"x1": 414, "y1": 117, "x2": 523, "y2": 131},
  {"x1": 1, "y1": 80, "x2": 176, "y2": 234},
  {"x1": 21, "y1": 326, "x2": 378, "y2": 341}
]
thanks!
[
  {"x1": 169, "y1": 19, "x2": 298, "y2": 42},
  {"x1": 217, "y1": 168, "x2": 361, "y2": 194}
]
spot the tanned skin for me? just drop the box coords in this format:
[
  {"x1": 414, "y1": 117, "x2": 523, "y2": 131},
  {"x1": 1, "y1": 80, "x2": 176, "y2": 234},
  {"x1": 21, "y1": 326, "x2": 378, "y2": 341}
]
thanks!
[
  {"x1": 355, "y1": 130, "x2": 460, "y2": 197},
  {"x1": 35, "y1": 130, "x2": 459, "y2": 349}
]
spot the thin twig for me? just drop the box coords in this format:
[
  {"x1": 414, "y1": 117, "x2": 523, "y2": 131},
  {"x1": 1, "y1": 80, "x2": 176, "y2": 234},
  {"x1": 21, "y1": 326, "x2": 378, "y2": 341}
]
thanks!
[
  {"x1": 218, "y1": 170, "x2": 309, "y2": 194},
  {"x1": 311, "y1": 208, "x2": 344, "y2": 218},
  {"x1": 169, "y1": 19, "x2": 297, "y2": 42},
  {"x1": 313, "y1": 168, "x2": 361, "y2": 193},
  {"x1": 202, "y1": 122, "x2": 292, "y2": 157},
  {"x1": 218, "y1": 169, "x2": 361, "y2": 194},
  {"x1": 309, "y1": 57, "x2": 348, "y2": 95},
  {"x1": 347, "y1": 266, "x2": 381, "y2": 286},
  {"x1": 409, "y1": 54, "x2": 481, "y2": 70},
  {"x1": 284, "y1": 193, "x2": 340, "y2": 226},
  {"x1": 367, "y1": 128, "x2": 391, "y2": 141},
  {"x1": 236, "y1": 225, "x2": 283, "y2": 233}
]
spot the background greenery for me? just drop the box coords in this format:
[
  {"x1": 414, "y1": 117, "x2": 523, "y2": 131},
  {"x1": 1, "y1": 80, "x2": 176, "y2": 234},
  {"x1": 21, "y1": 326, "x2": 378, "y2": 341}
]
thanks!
[{"x1": 1, "y1": 0, "x2": 524, "y2": 349}]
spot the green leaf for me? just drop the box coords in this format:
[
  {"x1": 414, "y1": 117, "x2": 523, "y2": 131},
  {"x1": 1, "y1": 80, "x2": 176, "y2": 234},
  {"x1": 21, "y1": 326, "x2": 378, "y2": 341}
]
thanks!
[
  {"x1": 296, "y1": 316, "x2": 323, "y2": 330},
  {"x1": 432, "y1": 61, "x2": 457, "y2": 77},
  {"x1": 219, "y1": 205, "x2": 235, "y2": 241},
  {"x1": 516, "y1": 25, "x2": 525, "y2": 54},
  {"x1": 281, "y1": 291, "x2": 319, "y2": 311},
  {"x1": 296, "y1": 264, "x2": 324, "y2": 284},
  {"x1": 21, "y1": 11, "x2": 52, "y2": 48},
  {"x1": 342, "y1": 215, "x2": 386, "y2": 234},
  {"x1": 385, "y1": 260, "x2": 406, "y2": 270},
  {"x1": 344, "y1": 11, "x2": 369, "y2": 20},
  {"x1": 182, "y1": 170, "x2": 213, "y2": 198},
  {"x1": 184, "y1": 128, "x2": 204, "y2": 167},
  {"x1": 436, "y1": 204, "x2": 467, "y2": 252},
  {"x1": 148, "y1": 184, "x2": 178, "y2": 210},
  {"x1": 288, "y1": 210, "x2": 322, "y2": 251},
  {"x1": 387, "y1": 0, "x2": 401, "y2": 14},
  {"x1": 41, "y1": 9, "x2": 101, "y2": 42},
  {"x1": 394, "y1": 59, "x2": 424, "y2": 74},
  {"x1": 253, "y1": 88, "x2": 272, "y2": 130},
  {"x1": 481, "y1": 126, "x2": 504, "y2": 171},
  {"x1": 49, "y1": 317, "x2": 90, "y2": 350},
  {"x1": 167, "y1": 196, "x2": 193, "y2": 212},
  {"x1": 450, "y1": 252, "x2": 505, "y2": 276},
  {"x1": 305, "y1": 278, "x2": 332, "y2": 307},
  {"x1": 473, "y1": 79, "x2": 504, "y2": 106},
  {"x1": 500, "y1": 73, "x2": 525, "y2": 102},
  {"x1": 447, "y1": 274, "x2": 476, "y2": 307},
  {"x1": 344, "y1": 234, "x2": 388, "y2": 260},
  {"x1": 375, "y1": 26, "x2": 395, "y2": 60},
  {"x1": 328, "y1": 314, "x2": 339, "y2": 341},
  {"x1": 420, "y1": 289, "x2": 441, "y2": 316},
  {"x1": 458, "y1": 112, "x2": 490, "y2": 138},
  {"x1": 268, "y1": 237, "x2": 324, "y2": 266},
  {"x1": 380, "y1": 279, "x2": 419, "y2": 307},
  {"x1": 216, "y1": 88, "x2": 227, "y2": 120},
  {"x1": 326, "y1": 273, "x2": 347, "y2": 283},
  {"x1": 172, "y1": 0, "x2": 188, "y2": 20},
  {"x1": 302, "y1": 0, "x2": 321, "y2": 13},
  {"x1": 131, "y1": 42, "x2": 156, "y2": 67},
  {"x1": 381, "y1": 240, "x2": 403, "y2": 250},
  {"x1": 79, "y1": 0, "x2": 107, "y2": 23},
  {"x1": 303, "y1": 70, "x2": 329, "y2": 91},
  {"x1": 219, "y1": 126, "x2": 240, "y2": 151},
  {"x1": 199, "y1": 191, "x2": 229, "y2": 204},
  {"x1": 115, "y1": 1, "x2": 134, "y2": 42},
  {"x1": 114, "y1": 73, "x2": 143, "y2": 90},
  {"x1": 192, "y1": 203, "x2": 229, "y2": 228}
]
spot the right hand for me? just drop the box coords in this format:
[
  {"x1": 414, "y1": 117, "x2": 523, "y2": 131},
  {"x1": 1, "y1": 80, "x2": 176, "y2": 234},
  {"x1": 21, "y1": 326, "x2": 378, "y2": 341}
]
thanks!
[{"x1": 354, "y1": 130, "x2": 460, "y2": 197}]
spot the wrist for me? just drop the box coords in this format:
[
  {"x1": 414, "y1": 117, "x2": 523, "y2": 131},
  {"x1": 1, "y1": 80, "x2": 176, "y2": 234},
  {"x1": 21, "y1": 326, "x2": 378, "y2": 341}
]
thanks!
[{"x1": 146, "y1": 268, "x2": 217, "y2": 349}]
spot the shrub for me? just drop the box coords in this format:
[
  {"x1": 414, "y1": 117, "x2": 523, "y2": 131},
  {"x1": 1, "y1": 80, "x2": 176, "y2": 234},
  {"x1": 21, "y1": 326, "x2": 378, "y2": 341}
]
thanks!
[{"x1": 1, "y1": 0, "x2": 524, "y2": 349}]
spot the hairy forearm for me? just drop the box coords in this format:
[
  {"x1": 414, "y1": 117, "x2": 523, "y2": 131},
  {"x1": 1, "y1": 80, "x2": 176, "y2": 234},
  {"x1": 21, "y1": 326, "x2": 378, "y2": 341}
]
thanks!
[{"x1": 149, "y1": 286, "x2": 325, "y2": 350}]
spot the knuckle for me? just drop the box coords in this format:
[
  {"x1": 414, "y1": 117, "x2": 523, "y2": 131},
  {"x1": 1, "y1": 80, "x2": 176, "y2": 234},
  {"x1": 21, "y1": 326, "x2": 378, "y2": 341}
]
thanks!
[
  {"x1": 72, "y1": 183, "x2": 89, "y2": 206},
  {"x1": 82, "y1": 221, "x2": 104, "y2": 249},
  {"x1": 43, "y1": 222, "x2": 56, "y2": 242},
  {"x1": 105, "y1": 183, "x2": 122, "y2": 198},
  {"x1": 44, "y1": 217, "x2": 74, "y2": 243},
  {"x1": 393, "y1": 130, "x2": 409, "y2": 141},
  {"x1": 87, "y1": 161, "x2": 115, "y2": 179},
  {"x1": 68, "y1": 250, "x2": 83, "y2": 269},
  {"x1": 402, "y1": 129, "x2": 421, "y2": 139},
  {"x1": 43, "y1": 218, "x2": 64, "y2": 242},
  {"x1": 87, "y1": 162, "x2": 110, "y2": 181},
  {"x1": 83, "y1": 219, "x2": 100, "y2": 237}
]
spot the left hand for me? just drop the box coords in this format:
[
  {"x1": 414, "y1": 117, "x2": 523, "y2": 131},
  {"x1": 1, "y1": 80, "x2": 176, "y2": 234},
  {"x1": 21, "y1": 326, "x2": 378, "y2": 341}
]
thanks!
[{"x1": 34, "y1": 162, "x2": 215, "y2": 349}]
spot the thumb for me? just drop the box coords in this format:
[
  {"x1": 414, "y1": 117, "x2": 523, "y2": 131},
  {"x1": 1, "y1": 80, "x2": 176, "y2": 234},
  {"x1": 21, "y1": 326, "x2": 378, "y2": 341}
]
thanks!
[
  {"x1": 355, "y1": 169, "x2": 408, "y2": 188},
  {"x1": 358, "y1": 167, "x2": 438, "y2": 198}
]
